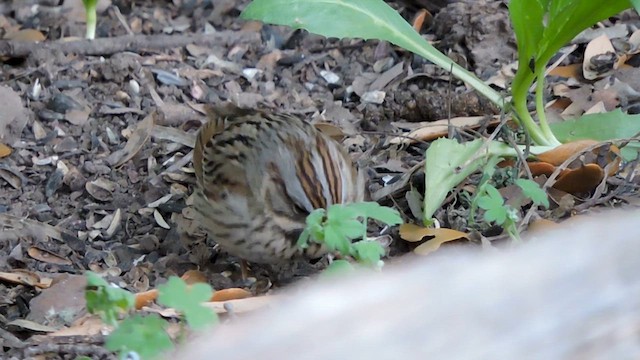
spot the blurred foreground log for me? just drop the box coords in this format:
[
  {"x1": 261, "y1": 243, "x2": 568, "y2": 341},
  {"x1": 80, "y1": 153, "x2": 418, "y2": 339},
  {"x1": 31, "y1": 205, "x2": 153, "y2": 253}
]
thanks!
[{"x1": 174, "y1": 209, "x2": 640, "y2": 359}]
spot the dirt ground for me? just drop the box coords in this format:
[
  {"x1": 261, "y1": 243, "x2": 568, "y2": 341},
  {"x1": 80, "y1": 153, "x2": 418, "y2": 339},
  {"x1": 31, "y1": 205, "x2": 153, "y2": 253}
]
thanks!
[{"x1": 0, "y1": 0, "x2": 639, "y2": 358}]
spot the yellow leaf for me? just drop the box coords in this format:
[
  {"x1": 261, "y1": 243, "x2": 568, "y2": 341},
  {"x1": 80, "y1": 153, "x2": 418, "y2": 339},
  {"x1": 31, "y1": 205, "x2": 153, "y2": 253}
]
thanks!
[
  {"x1": 0, "y1": 143, "x2": 11, "y2": 158},
  {"x1": 399, "y1": 224, "x2": 469, "y2": 256}
]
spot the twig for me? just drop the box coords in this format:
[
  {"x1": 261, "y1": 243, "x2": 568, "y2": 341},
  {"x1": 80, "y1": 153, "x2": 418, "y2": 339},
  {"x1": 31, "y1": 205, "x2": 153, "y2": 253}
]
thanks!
[{"x1": 0, "y1": 32, "x2": 261, "y2": 59}]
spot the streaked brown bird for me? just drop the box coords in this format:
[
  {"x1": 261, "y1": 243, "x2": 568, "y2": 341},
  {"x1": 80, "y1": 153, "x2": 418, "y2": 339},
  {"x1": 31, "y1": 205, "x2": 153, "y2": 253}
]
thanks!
[{"x1": 192, "y1": 104, "x2": 364, "y2": 265}]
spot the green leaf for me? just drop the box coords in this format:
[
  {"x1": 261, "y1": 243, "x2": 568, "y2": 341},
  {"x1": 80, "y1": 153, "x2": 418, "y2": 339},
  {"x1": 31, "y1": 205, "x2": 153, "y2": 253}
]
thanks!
[
  {"x1": 347, "y1": 202, "x2": 403, "y2": 225},
  {"x1": 508, "y1": 0, "x2": 632, "y2": 145},
  {"x1": 515, "y1": 179, "x2": 549, "y2": 208},
  {"x1": 323, "y1": 223, "x2": 351, "y2": 254},
  {"x1": 477, "y1": 185, "x2": 507, "y2": 224},
  {"x1": 105, "y1": 314, "x2": 173, "y2": 359},
  {"x1": 241, "y1": 0, "x2": 503, "y2": 107},
  {"x1": 85, "y1": 272, "x2": 135, "y2": 327},
  {"x1": 157, "y1": 277, "x2": 218, "y2": 330},
  {"x1": 298, "y1": 208, "x2": 326, "y2": 247},
  {"x1": 423, "y1": 138, "x2": 489, "y2": 226},
  {"x1": 510, "y1": 0, "x2": 633, "y2": 85},
  {"x1": 351, "y1": 240, "x2": 384, "y2": 265},
  {"x1": 297, "y1": 227, "x2": 311, "y2": 248},
  {"x1": 320, "y1": 259, "x2": 355, "y2": 278},
  {"x1": 326, "y1": 205, "x2": 365, "y2": 240},
  {"x1": 305, "y1": 208, "x2": 326, "y2": 228},
  {"x1": 326, "y1": 204, "x2": 359, "y2": 221},
  {"x1": 550, "y1": 109, "x2": 640, "y2": 160}
]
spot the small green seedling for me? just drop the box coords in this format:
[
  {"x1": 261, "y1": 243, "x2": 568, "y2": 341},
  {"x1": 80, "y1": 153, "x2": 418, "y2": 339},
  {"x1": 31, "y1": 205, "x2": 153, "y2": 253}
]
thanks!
[
  {"x1": 298, "y1": 202, "x2": 402, "y2": 266},
  {"x1": 82, "y1": 0, "x2": 98, "y2": 39},
  {"x1": 85, "y1": 272, "x2": 135, "y2": 327},
  {"x1": 476, "y1": 179, "x2": 550, "y2": 242},
  {"x1": 105, "y1": 314, "x2": 173, "y2": 359},
  {"x1": 157, "y1": 276, "x2": 218, "y2": 330},
  {"x1": 85, "y1": 272, "x2": 217, "y2": 360}
]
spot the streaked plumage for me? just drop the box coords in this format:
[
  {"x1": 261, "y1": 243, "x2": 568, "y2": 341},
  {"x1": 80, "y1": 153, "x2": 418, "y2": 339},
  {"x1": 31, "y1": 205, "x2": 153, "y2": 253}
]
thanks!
[{"x1": 192, "y1": 103, "x2": 364, "y2": 264}]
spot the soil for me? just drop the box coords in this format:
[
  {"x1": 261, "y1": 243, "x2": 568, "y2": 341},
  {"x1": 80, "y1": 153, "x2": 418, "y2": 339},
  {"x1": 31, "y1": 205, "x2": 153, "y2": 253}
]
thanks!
[{"x1": 0, "y1": 0, "x2": 638, "y2": 358}]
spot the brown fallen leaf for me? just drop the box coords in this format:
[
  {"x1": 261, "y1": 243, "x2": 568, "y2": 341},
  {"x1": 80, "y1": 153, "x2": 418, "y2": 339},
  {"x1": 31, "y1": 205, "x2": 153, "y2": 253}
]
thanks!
[
  {"x1": 6, "y1": 319, "x2": 58, "y2": 333},
  {"x1": 4, "y1": 29, "x2": 46, "y2": 42},
  {"x1": 111, "y1": 112, "x2": 156, "y2": 167},
  {"x1": 525, "y1": 218, "x2": 561, "y2": 236},
  {"x1": 27, "y1": 246, "x2": 72, "y2": 266},
  {"x1": 47, "y1": 314, "x2": 106, "y2": 337},
  {"x1": 412, "y1": 8, "x2": 431, "y2": 33},
  {"x1": 204, "y1": 295, "x2": 278, "y2": 315},
  {"x1": 528, "y1": 161, "x2": 557, "y2": 177},
  {"x1": 211, "y1": 288, "x2": 252, "y2": 302},
  {"x1": 553, "y1": 164, "x2": 605, "y2": 194},
  {"x1": 0, "y1": 143, "x2": 11, "y2": 158},
  {"x1": 0, "y1": 270, "x2": 52, "y2": 288},
  {"x1": 536, "y1": 139, "x2": 600, "y2": 166},
  {"x1": 547, "y1": 63, "x2": 582, "y2": 79},
  {"x1": 391, "y1": 115, "x2": 502, "y2": 144},
  {"x1": 181, "y1": 270, "x2": 208, "y2": 285},
  {"x1": 135, "y1": 289, "x2": 159, "y2": 310},
  {"x1": 399, "y1": 224, "x2": 469, "y2": 256}
]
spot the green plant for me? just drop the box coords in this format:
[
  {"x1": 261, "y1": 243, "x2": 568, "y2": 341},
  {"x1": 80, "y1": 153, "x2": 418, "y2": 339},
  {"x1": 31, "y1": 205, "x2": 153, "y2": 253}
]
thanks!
[
  {"x1": 85, "y1": 272, "x2": 135, "y2": 327},
  {"x1": 242, "y1": 0, "x2": 636, "y2": 147},
  {"x1": 106, "y1": 314, "x2": 173, "y2": 359},
  {"x1": 82, "y1": 0, "x2": 98, "y2": 39},
  {"x1": 298, "y1": 202, "x2": 402, "y2": 266},
  {"x1": 509, "y1": 0, "x2": 632, "y2": 146},
  {"x1": 157, "y1": 277, "x2": 218, "y2": 330},
  {"x1": 85, "y1": 272, "x2": 217, "y2": 359},
  {"x1": 242, "y1": 0, "x2": 638, "y2": 228},
  {"x1": 476, "y1": 179, "x2": 550, "y2": 242}
]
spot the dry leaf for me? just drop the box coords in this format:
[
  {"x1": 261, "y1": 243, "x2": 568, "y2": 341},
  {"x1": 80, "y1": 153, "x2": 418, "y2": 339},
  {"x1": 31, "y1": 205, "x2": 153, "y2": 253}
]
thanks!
[
  {"x1": 135, "y1": 289, "x2": 159, "y2": 310},
  {"x1": 399, "y1": 224, "x2": 469, "y2": 256},
  {"x1": 7, "y1": 319, "x2": 57, "y2": 333},
  {"x1": 4, "y1": 29, "x2": 46, "y2": 42},
  {"x1": 391, "y1": 116, "x2": 501, "y2": 144},
  {"x1": 27, "y1": 247, "x2": 72, "y2": 266},
  {"x1": 181, "y1": 270, "x2": 208, "y2": 285},
  {"x1": 536, "y1": 139, "x2": 600, "y2": 166},
  {"x1": 583, "y1": 34, "x2": 617, "y2": 80},
  {"x1": 412, "y1": 9, "x2": 431, "y2": 33},
  {"x1": 0, "y1": 271, "x2": 39, "y2": 286},
  {"x1": 211, "y1": 288, "x2": 252, "y2": 302},
  {"x1": 111, "y1": 112, "x2": 156, "y2": 167},
  {"x1": 548, "y1": 63, "x2": 582, "y2": 78},
  {"x1": 204, "y1": 295, "x2": 277, "y2": 314},
  {"x1": 554, "y1": 164, "x2": 604, "y2": 194},
  {"x1": 0, "y1": 143, "x2": 11, "y2": 158},
  {"x1": 48, "y1": 314, "x2": 106, "y2": 337},
  {"x1": 528, "y1": 162, "x2": 557, "y2": 177}
]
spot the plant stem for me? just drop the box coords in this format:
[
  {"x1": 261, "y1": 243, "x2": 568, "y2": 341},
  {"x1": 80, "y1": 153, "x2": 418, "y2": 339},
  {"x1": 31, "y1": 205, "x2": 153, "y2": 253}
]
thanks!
[
  {"x1": 85, "y1": 4, "x2": 97, "y2": 39},
  {"x1": 534, "y1": 69, "x2": 561, "y2": 146}
]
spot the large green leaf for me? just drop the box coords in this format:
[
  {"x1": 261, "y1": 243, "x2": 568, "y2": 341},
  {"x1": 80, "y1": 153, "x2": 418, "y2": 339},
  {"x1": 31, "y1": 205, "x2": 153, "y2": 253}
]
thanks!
[
  {"x1": 242, "y1": 0, "x2": 503, "y2": 107},
  {"x1": 508, "y1": 0, "x2": 633, "y2": 146},
  {"x1": 510, "y1": 0, "x2": 632, "y2": 76},
  {"x1": 423, "y1": 138, "x2": 490, "y2": 226},
  {"x1": 550, "y1": 109, "x2": 640, "y2": 159}
]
